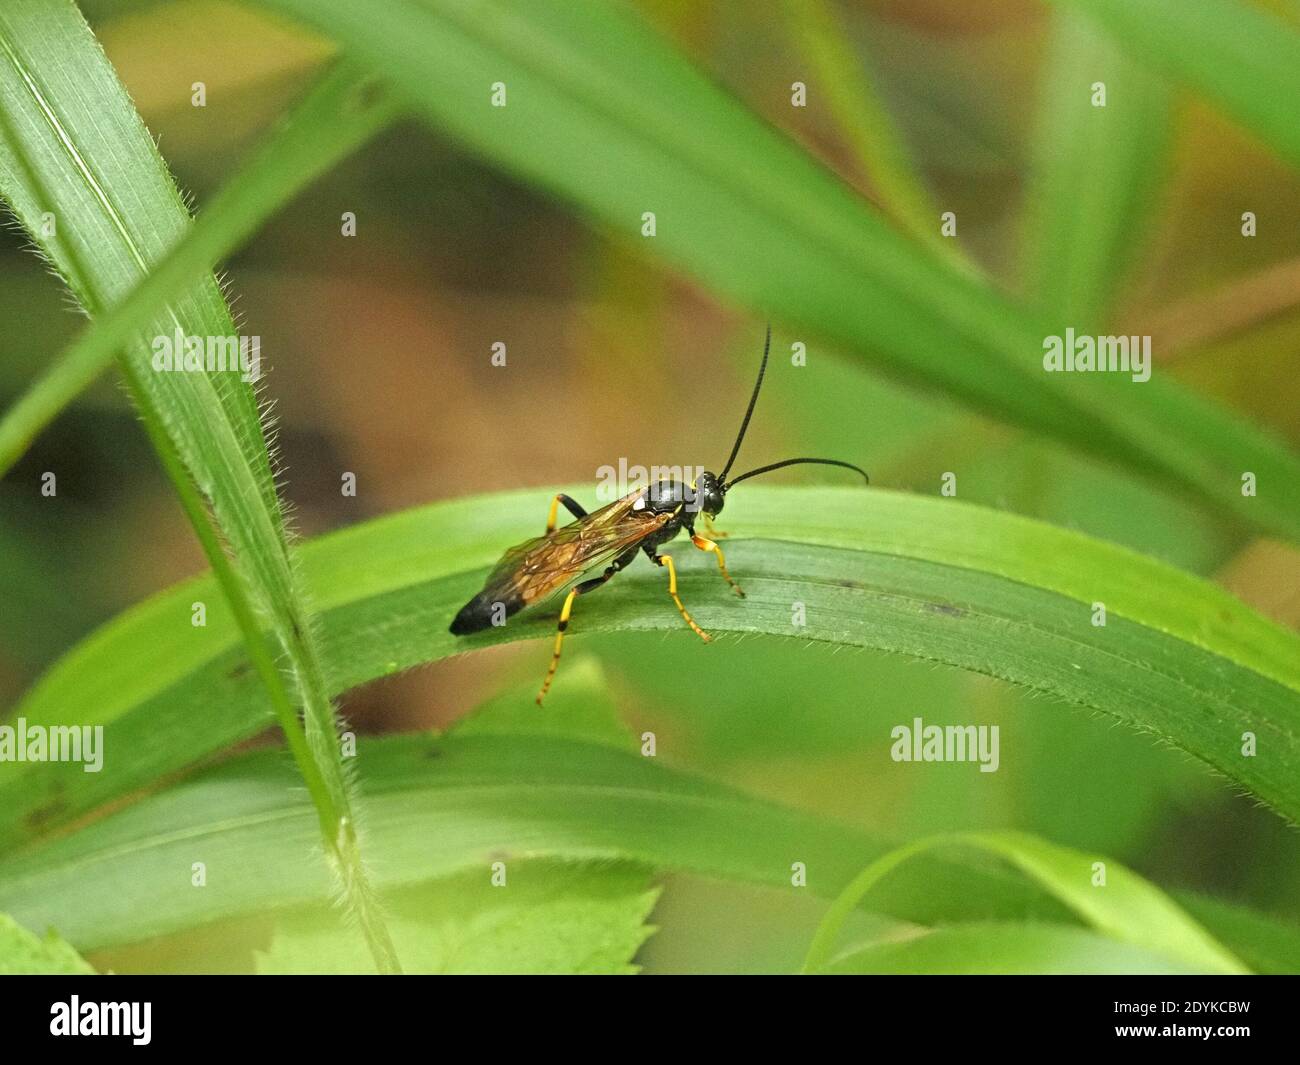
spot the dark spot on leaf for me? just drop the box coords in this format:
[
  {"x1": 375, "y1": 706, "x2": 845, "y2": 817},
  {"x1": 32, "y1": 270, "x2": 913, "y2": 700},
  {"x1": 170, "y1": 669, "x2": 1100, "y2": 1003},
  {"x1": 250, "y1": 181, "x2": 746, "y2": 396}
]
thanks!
[
  {"x1": 346, "y1": 78, "x2": 386, "y2": 114},
  {"x1": 26, "y1": 797, "x2": 67, "y2": 831},
  {"x1": 924, "y1": 601, "x2": 966, "y2": 618},
  {"x1": 835, "y1": 579, "x2": 864, "y2": 590},
  {"x1": 226, "y1": 660, "x2": 252, "y2": 681}
]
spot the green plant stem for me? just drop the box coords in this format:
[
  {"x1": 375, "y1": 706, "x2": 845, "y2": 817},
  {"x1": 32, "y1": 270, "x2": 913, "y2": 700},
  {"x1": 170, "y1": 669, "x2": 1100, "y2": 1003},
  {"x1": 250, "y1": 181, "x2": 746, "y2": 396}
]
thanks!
[
  {"x1": 114, "y1": 360, "x2": 383, "y2": 968},
  {"x1": 0, "y1": 4, "x2": 402, "y2": 972}
]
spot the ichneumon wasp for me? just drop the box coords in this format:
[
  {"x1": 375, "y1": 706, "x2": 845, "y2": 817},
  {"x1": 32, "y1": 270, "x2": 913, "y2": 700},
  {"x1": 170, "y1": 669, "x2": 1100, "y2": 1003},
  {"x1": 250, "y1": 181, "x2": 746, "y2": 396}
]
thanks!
[{"x1": 449, "y1": 326, "x2": 869, "y2": 704}]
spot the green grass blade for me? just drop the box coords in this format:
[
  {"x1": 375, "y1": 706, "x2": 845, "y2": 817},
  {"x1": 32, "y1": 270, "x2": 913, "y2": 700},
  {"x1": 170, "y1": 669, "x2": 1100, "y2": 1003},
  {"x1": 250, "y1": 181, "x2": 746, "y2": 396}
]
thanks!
[
  {"x1": 0, "y1": 718, "x2": 1292, "y2": 970},
  {"x1": 0, "y1": 60, "x2": 399, "y2": 475},
  {"x1": 803, "y1": 831, "x2": 1248, "y2": 974},
  {"x1": 0, "y1": 728, "x2": 1051, "y2": 952},
  {"x1": 4, "y1": 485, "x2": 1298, "y2": 850},
  {"x1": 780, "y1": 0, "x2": 969, "y2": 272},
  {"x1": 236, "y1": 0, "x2": 1300, "y2": 539},
  {"x1": 818, "y1": 923, "x2": 1201, "y2": 975},
  {"x1": 1021, "y1": 7, "x2": 1173, "y2": 326},
  {"x1": 1049, "y1": 0, "x2": 1300, "y2": 169},
  {"x1": 0, "y1": 4, "x2": 396, "y2": 970},
  {"x1": 1175, "y1": 892, "x2": 1300, "y2": 976}
]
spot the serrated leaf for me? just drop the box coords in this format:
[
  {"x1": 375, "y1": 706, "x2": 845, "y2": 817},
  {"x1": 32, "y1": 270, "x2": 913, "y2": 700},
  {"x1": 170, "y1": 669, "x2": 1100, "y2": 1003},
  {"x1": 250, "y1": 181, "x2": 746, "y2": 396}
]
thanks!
[
  {"x1": 256, "y1": 862, "x2": 658, "y2": 975},
  {"x1": 0, "y1": 912, "x2": 94, "y2": 974}
]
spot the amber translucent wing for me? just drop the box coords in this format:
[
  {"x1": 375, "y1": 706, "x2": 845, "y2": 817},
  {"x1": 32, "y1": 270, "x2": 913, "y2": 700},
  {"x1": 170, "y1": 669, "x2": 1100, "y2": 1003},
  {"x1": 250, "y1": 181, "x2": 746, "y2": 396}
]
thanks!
[{"x1": 478, "y1": 493, "x2": 671, "y2": 608}]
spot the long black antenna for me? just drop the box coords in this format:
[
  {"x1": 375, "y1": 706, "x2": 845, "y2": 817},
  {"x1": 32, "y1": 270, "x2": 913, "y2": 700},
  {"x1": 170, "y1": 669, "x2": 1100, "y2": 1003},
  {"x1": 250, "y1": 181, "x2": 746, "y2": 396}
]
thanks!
[
  {"x1": 724, "y1": 457, "x2": 869, "y2": 491},
  {"x1": 719, "y1": 324, "x2": 771, "y2": 481}
]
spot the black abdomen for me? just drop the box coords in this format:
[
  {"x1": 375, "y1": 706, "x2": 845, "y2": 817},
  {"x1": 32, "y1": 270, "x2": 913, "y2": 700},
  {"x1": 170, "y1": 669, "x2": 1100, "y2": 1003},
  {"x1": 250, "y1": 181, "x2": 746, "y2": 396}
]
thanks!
[{"x1": 449, "y1": 590, "x2": 523, "y2": 635}]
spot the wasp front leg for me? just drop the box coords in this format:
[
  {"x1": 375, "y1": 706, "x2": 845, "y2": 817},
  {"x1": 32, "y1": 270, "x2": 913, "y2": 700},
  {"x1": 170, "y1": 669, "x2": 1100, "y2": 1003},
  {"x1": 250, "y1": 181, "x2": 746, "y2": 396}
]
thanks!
[
  {"x1": 691, "y1": 534, "x2": 745, "y2": 597},
  {"x1": 702, "y1": 513, "x2": 729, "y2": 540}
]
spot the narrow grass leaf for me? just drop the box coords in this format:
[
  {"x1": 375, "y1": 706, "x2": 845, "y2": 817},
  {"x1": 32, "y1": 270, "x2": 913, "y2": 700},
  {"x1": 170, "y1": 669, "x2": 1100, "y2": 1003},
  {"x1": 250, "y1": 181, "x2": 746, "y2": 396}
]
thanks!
[
  {"x1": 237, "y1": 0, "x2": 1300, "y2": 538},
  {"x1": 1021, "y1": 7, "x2": 1173, "y2": 327},
  {"x1": 1049, "y1": 0, "x2": 1300, "y2": 169},
  {"x1": 819, "y1": 922, "x2": 1198, "y2": 975},
  {"x1": 4, "y1": 486, "x2": 1298, "y2": 851},
  {"x1": 0, "y1": 719, "x2": 1292, "y2": 971},
  {"x1": 0, "y1": 3, "x2": 396, "y2": 969},
  {"x1": 803, "y1": 830, "x2": 1248, "y2": 974},
  {"x1": 780, "y1": 0, "x2": 969, "y2": 271}
]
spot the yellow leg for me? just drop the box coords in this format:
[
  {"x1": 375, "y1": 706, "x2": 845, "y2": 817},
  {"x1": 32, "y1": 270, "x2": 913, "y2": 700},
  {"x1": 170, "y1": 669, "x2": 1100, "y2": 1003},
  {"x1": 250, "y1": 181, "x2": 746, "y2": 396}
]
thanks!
[
  {"x1": 546, "y1": 493, "x2": 590, "y2": 534},
  {"x1": 656, "y1": 554, "x2": 711, "y2": 642},
  {"x1": 692, "y1": 534, "x2": 745, "y2": 597},
  {"x1": 546, "y1": 494, "x2": 569, "y2": 534},
  {"x1": 703, "y1": 513, "x2": 729, "y2": 539},
  {"x1": 536, "y1": 588, "x2": 580, "y2": 705}
]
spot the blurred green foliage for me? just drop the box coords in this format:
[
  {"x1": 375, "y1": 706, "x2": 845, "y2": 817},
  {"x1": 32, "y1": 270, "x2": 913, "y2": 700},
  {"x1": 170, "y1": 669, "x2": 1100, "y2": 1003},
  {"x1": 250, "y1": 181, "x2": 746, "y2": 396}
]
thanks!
[{"x1": 1, "y1": 0, "x2": 1298, "y2": 973}]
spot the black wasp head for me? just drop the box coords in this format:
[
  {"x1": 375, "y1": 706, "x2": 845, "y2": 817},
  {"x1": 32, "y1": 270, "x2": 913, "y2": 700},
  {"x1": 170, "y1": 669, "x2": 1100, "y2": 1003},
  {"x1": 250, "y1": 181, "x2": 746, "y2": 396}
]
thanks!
[{"x1": 695, "y1": 470, "x2": 726, "y2": 516}]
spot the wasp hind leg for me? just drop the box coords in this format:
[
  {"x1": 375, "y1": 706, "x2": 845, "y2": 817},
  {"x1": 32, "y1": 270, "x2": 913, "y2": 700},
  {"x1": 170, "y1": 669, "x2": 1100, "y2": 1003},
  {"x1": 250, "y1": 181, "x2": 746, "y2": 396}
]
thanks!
[
  {"x1": 536, "y1": 551, "x2": 630, "y2": 706},
  {"x1": 546, "y1": 493, "x2": 588, "y2": 534},
  {"x1": 648, "y1": 550, "x2": 712, "y2": 642},
  {"x1": 691, "y1": 534, "x2": 745, "y2": 597}
]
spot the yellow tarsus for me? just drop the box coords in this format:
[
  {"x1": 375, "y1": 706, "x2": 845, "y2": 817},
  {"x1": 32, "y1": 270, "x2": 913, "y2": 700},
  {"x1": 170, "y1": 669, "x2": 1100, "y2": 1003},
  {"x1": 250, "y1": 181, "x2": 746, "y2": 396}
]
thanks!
[
  {"x1": 536, "y1": 587, "x2": 579, "y2": 705},
  {"x1": 657, "y1": 554, "x2": 711, "y2": 641},
  {"x1": 545, "y1": 494, "x2": 564, "y2": 534},
  {"x1": 692, "y1": 534, "x2": 745, "y2": 597}
]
